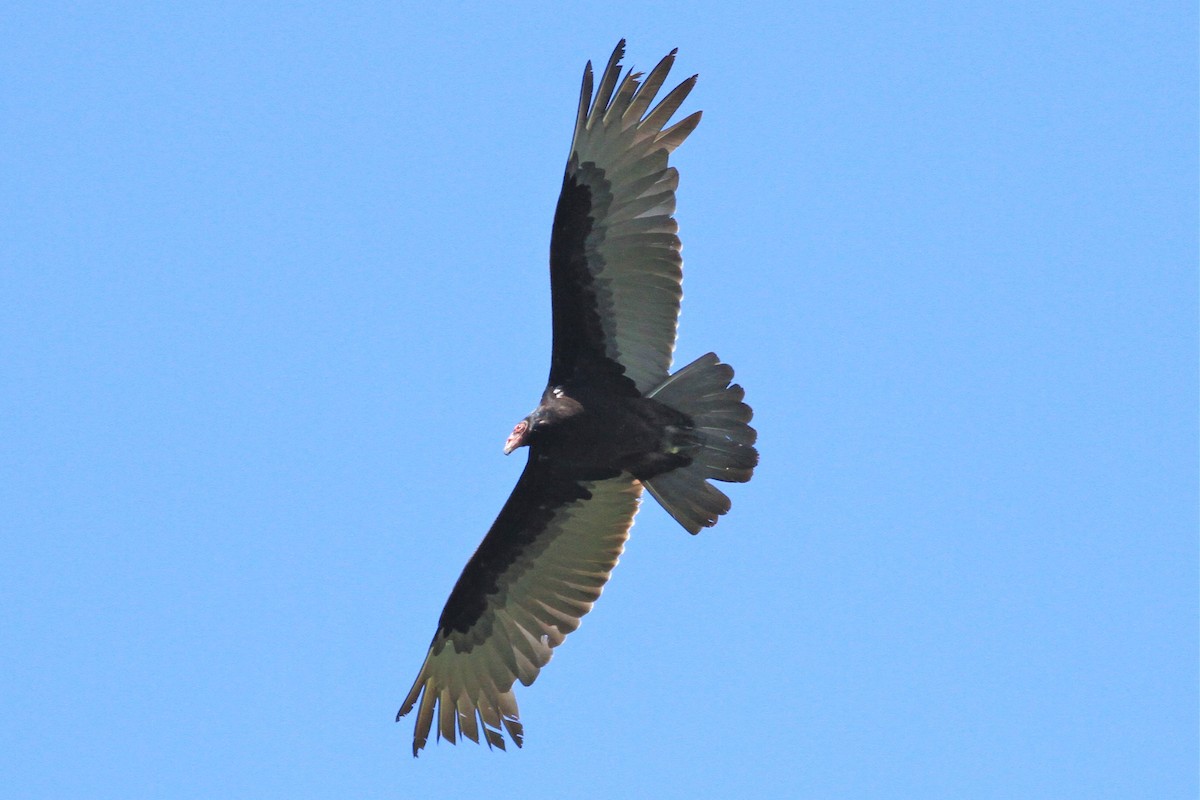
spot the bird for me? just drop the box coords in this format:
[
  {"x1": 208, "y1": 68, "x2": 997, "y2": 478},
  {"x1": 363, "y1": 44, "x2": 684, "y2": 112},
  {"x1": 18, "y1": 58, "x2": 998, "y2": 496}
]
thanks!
[{"x1": 397, "y1": 40, "x2": 758, "y2": 756}]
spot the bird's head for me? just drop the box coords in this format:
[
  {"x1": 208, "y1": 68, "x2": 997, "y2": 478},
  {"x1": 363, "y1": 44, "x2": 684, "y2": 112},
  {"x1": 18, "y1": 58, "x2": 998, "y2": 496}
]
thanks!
[{"x1": 503, "y1": 417, "x2": 533, "y2": 455}]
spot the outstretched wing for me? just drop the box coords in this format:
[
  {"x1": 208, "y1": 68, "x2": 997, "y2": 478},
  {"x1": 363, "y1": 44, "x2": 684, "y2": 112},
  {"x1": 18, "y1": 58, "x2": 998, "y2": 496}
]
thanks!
[
  {"x1": 397, "y1": 457, "x2": 643, "y2": 756},
  {"x1": 549, "y1": 40, "x2": 701, "y2": 393}
]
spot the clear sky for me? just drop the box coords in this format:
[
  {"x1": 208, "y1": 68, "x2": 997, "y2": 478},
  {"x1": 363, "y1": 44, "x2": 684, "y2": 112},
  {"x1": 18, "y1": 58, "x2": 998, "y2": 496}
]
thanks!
[{"x1": 2, "y1": 2, "x2": 1195, "y2": 798}]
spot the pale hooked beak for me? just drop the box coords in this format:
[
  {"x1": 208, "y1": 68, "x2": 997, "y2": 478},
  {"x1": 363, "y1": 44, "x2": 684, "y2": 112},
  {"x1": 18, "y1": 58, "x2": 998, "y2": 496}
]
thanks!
[{"x1": 503, "y1": 420, "x2": 528, "y2": 455}]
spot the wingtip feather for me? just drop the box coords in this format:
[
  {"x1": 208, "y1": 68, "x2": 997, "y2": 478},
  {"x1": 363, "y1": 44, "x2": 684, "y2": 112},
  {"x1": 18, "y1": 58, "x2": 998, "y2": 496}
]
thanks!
[{"x1": 589, "y1": 40, "x2": 627, "y2": 124}]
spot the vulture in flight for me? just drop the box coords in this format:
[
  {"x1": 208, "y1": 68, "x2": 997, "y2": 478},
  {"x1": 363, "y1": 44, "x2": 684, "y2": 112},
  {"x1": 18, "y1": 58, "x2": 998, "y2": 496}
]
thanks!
[{"x1": 398, "y1": 41, "x2": 758, "y2": 756}]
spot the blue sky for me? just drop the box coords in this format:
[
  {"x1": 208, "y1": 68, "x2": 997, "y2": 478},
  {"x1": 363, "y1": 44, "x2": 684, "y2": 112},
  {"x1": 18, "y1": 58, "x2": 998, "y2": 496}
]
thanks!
[{"x1": 2, "y1": 2, "x2": 1195, "y2": 798}]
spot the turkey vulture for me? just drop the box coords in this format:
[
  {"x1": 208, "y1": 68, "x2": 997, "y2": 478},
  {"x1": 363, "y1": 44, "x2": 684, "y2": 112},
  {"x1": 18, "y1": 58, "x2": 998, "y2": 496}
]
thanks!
[{"x1": 397, "y1": 41, "x2": 757, "y2": 756}]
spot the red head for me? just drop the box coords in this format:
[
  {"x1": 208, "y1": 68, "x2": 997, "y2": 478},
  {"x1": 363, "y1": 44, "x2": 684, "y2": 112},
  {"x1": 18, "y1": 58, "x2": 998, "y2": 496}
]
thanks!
[{"x1": 503, "y1": 419, "x2": 530, "y2": 455}]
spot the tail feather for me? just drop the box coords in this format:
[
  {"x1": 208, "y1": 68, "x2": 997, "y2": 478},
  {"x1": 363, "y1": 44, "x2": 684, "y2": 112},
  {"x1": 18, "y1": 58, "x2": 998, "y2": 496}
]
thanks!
[
  {"x1": 643, "y1": 471, "x2": 731, "y2": 534},
  {"x1": 645, "y1": 353, "x2": 758, "y2": 534}
]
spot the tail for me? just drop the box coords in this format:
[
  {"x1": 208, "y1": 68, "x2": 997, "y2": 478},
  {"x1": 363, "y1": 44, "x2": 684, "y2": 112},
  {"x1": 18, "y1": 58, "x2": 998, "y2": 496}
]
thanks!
[{"x1": 644, "y1": 353, "x2": 758, "y2": 534}]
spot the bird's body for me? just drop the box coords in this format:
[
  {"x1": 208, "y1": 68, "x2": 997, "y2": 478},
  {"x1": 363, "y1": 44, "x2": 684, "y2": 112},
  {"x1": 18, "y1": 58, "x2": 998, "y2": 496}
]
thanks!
[
  {"x1": 398, "y1": 41, "x2": 758, "y2": 755},
  {"x1": 518, "y1": 383, "x2": 694, "y2": 481}
]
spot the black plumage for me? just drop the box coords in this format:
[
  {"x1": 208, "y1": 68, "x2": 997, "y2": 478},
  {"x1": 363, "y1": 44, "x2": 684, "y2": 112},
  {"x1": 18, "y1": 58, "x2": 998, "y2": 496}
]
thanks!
[{"x1": 398, "y1": 41, "x2": 758, "y2": 756}]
